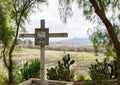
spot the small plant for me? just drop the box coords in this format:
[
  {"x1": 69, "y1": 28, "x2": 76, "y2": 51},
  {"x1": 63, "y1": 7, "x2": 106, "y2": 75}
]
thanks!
[
  {"x1": 47, "y1": 54, "x2": 75, "y2": 81},
  {"x1": 20, "y1": 58, "x2": 40, "y2": 80},
  {"x1": 77, "y1": 74, "x2": 85, "y2": 81}
]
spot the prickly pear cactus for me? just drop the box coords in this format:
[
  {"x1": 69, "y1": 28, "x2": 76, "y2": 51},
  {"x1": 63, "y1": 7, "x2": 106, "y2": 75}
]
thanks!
[{"x1": 46, "y1": 54, "x2": 75, "y2": 81}]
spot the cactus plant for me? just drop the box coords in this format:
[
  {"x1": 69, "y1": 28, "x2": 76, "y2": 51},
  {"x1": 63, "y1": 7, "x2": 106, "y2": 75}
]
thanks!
[
  {"x1": 89, "y1": 58, "x2": 118, "y2": 80},
  {"x1": 46, "y1": 67, "x2": 59, "y2": 80},
  {"x1": 89, "y1": 58, "x2": 111, "y2": 80},
  {"x1": 61, "y1": 54, "x2": 75, "y2": 81},
  {"x1": 46, "y1": 54, "x2": 75, "y2": 81}
]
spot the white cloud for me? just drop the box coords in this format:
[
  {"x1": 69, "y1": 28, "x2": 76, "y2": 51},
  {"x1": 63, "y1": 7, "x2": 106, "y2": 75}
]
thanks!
[{"x1": 25, "y1": 0, "x2": 93, "y2": 40}]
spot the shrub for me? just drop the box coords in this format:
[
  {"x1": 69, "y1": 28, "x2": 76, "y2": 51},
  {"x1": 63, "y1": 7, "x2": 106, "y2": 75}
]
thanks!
[
  {"x1": 0, "y1": 70, "x2": 7, "y2": 85},
  {"x1": 2, "y1": 59, "x2": 23, "y2": 84},
  {"x1": 13, "y1": 60, "x2": 24, "y2": 84},
  {"x1": 89, "y1": 58, "x2": 118, "y2": 80},
  {"x1": 46, "y1": 54, "x2": 75, "y2": 81},
  {"x1": 20, "y1": 58, "x2": 40, "y2": 80},
  {"x1": 89, "y1": 58, "x2": 111, "y2": 80}
]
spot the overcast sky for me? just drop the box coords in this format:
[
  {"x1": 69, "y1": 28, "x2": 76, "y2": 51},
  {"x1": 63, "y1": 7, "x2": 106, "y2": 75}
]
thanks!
[{"x1": 25, "y1": 0, "x2": 93, "y2": 41}]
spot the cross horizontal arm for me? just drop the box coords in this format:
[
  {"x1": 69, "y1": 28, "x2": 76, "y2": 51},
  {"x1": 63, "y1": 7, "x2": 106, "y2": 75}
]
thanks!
[
  {"x1": 19, "y1": 33, "x2": 68, "y2": 38},
  {"x1": 49, "y1": 33, "x2": 68, "y2": 37},
  {"x1": 19, "y1": 34, "x2": 35, "y2": 38}
]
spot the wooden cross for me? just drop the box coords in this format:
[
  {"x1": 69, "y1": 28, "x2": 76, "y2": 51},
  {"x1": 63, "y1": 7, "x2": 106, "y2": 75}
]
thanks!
[{"x1": 19, "y1": 19, "x2": 68, "y2": 85}]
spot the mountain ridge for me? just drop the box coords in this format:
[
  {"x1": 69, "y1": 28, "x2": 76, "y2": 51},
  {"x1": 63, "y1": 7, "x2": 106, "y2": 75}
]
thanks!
[{"x1": 53, "y1": 37, "x2": 92, "y2": 44}]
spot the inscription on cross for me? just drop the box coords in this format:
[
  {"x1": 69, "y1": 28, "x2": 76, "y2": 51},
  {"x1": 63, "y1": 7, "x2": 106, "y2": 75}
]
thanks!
[{"x1": 19, "y1": 19, "x2": 68, "y2": 85}]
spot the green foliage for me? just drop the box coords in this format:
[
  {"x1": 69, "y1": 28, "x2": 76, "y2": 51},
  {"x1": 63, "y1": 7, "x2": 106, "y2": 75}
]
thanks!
[
  {"x1": 0, "y1": 70, "x2": 8, "y2": 85},
  {"x1": 2, "y1": 59, "x2": 24, "y2": 84},
  {"x1": 10, "y1": 0, "x2": 47, "y2": 30},
  {"x1": 58, "y1": 0, "x2": 120, "y2": 59},
  {"x1": 89, "y1": 58, "x2": 118, "y2": 80},
  {"x1": 0, "y1": 1, "x2": 15, "y2": 48},
  {"x1": 12, "y1": 60, "x2": 24, "y2": 84},
  {"x1": 47, "y1": 54, "x2": 75, "y2": 81},
  {"x1": 89, "y1": 58, "x2": 111, "y2": 80},
  {"x1": 88, "y1": 25, "x2": 119, "y2": 57},
  {"x1": 0, "y1": 0, "x2": 47, "y2": 84},
  {"x1": 59, "y1": 0, "x2": 120, "y2": 24},
  {"x1": 58, "y1": 0, "x2": 73, "y2": 23},
  {"x1": 77, "y1": 74, "x2": 85, "y2": 81},
  {"x1": 47, "y1": 67, "x2": 59, "y2": 80},
  {"x1": 88, "y1": 58, "x2": 118, "y2": 85},
  {"x1": 108, "y1": 58, "x2": 118, "y2": 79},
  {"x1": 20, "y1": 58, "x2": 40, "y2": 80}
]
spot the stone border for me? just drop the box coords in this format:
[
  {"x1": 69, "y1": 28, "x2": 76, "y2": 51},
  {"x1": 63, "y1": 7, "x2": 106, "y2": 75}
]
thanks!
[
  {"x1": 18, "y1": 78, "x2": 117, "y2": 85},
  {"x1": 17, "y1": 78, "x2": 33, "y2": 85},
  {"x1": 18, "y1": 78, "x2": 74, "y2": 85}
]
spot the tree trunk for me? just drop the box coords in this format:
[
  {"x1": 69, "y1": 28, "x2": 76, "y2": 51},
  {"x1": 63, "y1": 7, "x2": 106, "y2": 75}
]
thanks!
[
  {"x1": 2, "y1": 47, "x2": 14, "y2": 84},
  {"x1": 8, "y1": 54, "x2": 13, "y2": 85},
  {"x1": 117, "y1": 51, "x2": 120, "y2": 84},
  {"x1": 7, "y1": 21, "x2": 20, "y2": 85},
  {"x1": 7, "y1": 35, "x2": 17, "y2": 85},
  {"x1": 89, "y1": 0, "x2": 120, "y2": 85},
  {"x1": 8, "y1": 68, "x2": 13, "y2": 85}
]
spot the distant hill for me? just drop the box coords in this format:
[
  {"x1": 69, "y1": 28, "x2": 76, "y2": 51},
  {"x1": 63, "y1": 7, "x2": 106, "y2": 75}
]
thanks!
[{"x1": 53, "y1": 38, "x2": 92, "y2": 44}]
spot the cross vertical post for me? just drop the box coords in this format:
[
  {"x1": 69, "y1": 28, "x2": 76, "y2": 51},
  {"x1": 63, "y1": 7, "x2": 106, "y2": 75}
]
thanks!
[
  {"x1": 40, "y1": 45, "x2": 45, "y2": 84},
  {"x1": 41, "y1": 19, "x2": 45, "y2": 28},
  {"x1": 40, "y1": 20, "x2": 46, "y2": 85}
]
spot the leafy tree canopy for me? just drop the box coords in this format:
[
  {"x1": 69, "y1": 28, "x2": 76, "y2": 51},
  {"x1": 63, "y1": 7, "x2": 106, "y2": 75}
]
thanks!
[
  {"x1": 58, "y1": 0, "x2": 120, "y2": 57},
  {"x1": 0, "y1": 0, "x2": 15, "y2": 49},
  {"x1": 59, "y1": 0, "x2": 120, "y2": 24},
  {"x1": 0, "y1": 0, "x2": 47, "y2": 84}
]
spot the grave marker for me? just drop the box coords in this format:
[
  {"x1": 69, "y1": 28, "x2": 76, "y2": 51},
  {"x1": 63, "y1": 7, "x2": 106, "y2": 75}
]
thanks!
[{"x1": 19, "y1": 19, "x2": 68, "y2": 85}]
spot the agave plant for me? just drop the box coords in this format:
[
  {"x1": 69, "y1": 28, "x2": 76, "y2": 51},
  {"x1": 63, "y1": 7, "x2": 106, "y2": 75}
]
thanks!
[{"x1": 20, "y1": 58, "x2": 40, "y2": 80}]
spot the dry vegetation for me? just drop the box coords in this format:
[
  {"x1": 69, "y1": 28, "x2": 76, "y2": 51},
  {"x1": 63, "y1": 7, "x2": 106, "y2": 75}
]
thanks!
[
  {"x1": 0, "y1": 43, "x2": 105, "y2": 77},
  {"x1": 20, "y1": 43, "x2": 94, "y2": 52}
]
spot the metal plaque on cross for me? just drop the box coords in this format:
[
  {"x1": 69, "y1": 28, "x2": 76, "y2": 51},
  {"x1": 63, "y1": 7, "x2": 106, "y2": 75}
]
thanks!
[{"x1": 35, "y1": 28, "x2": 49, "y2": 45}]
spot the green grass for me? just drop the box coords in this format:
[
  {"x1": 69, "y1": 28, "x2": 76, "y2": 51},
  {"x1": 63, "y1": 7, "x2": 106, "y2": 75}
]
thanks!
[{"x1": 0, "y1": 47, "x2": 106, "y2": 83}]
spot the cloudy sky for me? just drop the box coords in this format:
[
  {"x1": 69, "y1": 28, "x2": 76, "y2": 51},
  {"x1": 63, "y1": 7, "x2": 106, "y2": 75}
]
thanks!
[{"x1": 25, "y1": 0, "x2": 93, "y2": 41}]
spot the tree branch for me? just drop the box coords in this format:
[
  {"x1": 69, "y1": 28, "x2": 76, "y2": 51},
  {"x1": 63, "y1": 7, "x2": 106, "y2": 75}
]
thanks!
[{"x1": 89, "y1": 0, "x2": 120, "y2": 50}]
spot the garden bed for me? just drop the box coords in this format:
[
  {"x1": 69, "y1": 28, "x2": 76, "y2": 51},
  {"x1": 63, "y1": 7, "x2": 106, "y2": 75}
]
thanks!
[{"x1": 18, "y1": 78, "x2": 117, "y2": 85}]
